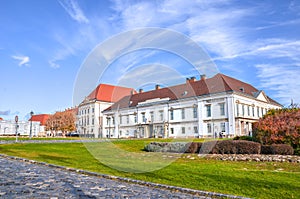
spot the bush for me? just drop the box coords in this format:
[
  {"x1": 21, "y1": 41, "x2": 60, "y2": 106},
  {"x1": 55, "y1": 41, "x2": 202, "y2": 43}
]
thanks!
[
  {"x1": 185, "y1": 142, "x2": 202, "y2": 153},
  {"x1": 214, "y1": 140, "x2": 261, "y2": 154},
  {"x1": 261, "y1": 144, "x2": 294, "y2": 155},
  {"x1": 144, "y1": 142, "x2": 189, "y2": 153},
  {"x1": 233, "y1": 136, "x2": 254, "y2": 141},
  {"x1": 199, "y1": 141, "x2": 218, "y2": 154}
]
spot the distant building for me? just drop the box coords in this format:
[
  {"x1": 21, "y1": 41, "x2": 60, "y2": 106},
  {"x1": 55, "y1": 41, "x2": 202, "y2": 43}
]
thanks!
[
  {"x1": 76, "y1": 84, "x2": 136, "y2": 138},
  {"x1": 29, "y1": 114, "x2": 50, "y2": 136},
  {"x1": 0, "y1": 119, "x2": 40, "y2": 136},
  {"x1": 102, "y1": 73, "x2": 282, "y2": 138}
]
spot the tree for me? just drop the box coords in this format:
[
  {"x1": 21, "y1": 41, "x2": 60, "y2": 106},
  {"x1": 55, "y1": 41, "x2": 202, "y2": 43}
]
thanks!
[
  {"x1": 253, "y1": 108, "x2": 300, "y2": 151},
  {"x1": 45, "y1": 110, "x2": 76, "y2": 136}
]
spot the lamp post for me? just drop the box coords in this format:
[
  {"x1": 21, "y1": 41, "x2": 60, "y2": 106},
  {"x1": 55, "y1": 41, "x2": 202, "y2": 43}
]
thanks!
[{"x1": 29, "y1": 111, "x2": 34, "y2": 139}]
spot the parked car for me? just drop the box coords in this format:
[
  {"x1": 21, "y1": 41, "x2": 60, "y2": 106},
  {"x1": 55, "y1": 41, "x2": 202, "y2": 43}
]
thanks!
[{"x1": 66, "y1": 132, "x2": 79, "y2": 137}]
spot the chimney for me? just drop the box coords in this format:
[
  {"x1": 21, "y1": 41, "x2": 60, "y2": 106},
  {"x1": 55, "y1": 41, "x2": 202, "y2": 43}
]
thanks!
[
  {"x1": 155, "y1": 85, "x2": 160, "y2": 90},
  {"x1": 190, "y1": 76, "x2": 196, "y2": 82},
  {"x1": 186, "y1": 77, "x2": 190, "y2": 83},
  {"x1": 200, "y1": 74, "x2": 206, "y2": 80},
  {"x1": 139, "y1": 89, "x2": 143, "y2": 93}
]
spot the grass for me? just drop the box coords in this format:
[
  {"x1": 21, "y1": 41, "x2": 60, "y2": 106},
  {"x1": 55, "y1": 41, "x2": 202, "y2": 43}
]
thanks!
[
  {"x1": 0, "y1": 139, "x2": 299, "y2": 199},
  {"x1": 0, "y1": 136, "x2": 81, "y2": 141}
]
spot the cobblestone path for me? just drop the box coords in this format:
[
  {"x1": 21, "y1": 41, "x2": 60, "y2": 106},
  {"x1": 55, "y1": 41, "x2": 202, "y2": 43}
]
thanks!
[{"x1": 0, "y1": 156, "x2": 211, "y2": 199}]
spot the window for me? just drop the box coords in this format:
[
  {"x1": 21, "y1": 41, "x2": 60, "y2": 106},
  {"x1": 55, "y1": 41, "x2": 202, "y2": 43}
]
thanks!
[
  {"x1": 236, "y1": 103, "x2": 239, "y2": 116},
  {"x1": 88, "y1": 109, "x2": 89, "y2": 114},
  {"x1": 193, "y1": 106, "x2": 198, "y2": 118},
  {"x1": 247, "y1": 106, "x2": 250, "y2": 116},
  {"x1": 257, "y1": 107, "x2": 260, "y2": 117},
  {"x1": 119, "y1": 116, "x2": 122, "y2": 124},
  {"x1": 252, "y1": 107, "x2": 255, "y2": 117},
  {"x1": 220, "y1": 103, "x2": 225, "y2": 116},
  {"x1": 242, "y1": 105, "x2": 245, "y2": 116},
  {"x1": 221, "y1": 122, "x2": 225, "y2": 132},
  {"x1": 170, "y1": 110, "x2": 174, "y2": 120},
  {"x1": 207, "y1": 123, "x2": 212, "y2": 133},
  {"x1": 206, "y1": 105, "x2": 211, "y2": 117},
  {"x1": 181, "y1": 127, "x2": 185, "y2": 134},
  {"x1": 194, "y1": 126, "x2": 198, "y2": 134},
  {"x1": 181, "y1": 108, "x2": 185, "y2": 119},
  {"x1": 150, "y1": 111, "x2": 154, "y2": 122},
  {"x1": 112, "y1": 117, "x2": 115, "y2": 125},
  {"x1": 261, "y1": 107, "x2": 264, "y2": 116},
  {"x1": 159, "y1": 110, "x2": 164, "y2": 121},
  {"x1": 141, "y1": 112, "x2": 146, "y2": 122},
  {"x1": 87, "y1": 116, "x2": 89, "y2": 125},
  {"x1": 170, "y1": 128, "x2": 174, "y2": 134},
  {"x1": 92, "y1": 118, "x2": 94, "y2": 125},
  {"x1": 134, "y1": 115, "x2": 137, "y2": 123},
  {"x1": 126, "y1": 115, "x2": 129, "y2": 124},
  {"x1": 92, "y1": 108, "x2": 94, "y2": 113}
]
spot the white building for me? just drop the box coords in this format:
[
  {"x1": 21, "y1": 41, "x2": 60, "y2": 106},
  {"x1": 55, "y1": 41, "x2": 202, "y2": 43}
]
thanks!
[
  {"x1": 102, "y1": 74, "x2": 282, "y2": 138},
  {"x1": 76, "y1": 84, "x2": 136, "y2": 138},
  {"x1": 0, "y1": 119, "x2": 41, "y2": 136}
]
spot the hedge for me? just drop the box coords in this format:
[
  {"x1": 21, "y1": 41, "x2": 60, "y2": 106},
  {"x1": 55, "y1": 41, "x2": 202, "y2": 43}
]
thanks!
[
  {"x1": 261, "y1": 144, "x2": 294, "y2": 155},
  {"x1": 144, "y1": 141, "x2": 296, "y2": 155}
]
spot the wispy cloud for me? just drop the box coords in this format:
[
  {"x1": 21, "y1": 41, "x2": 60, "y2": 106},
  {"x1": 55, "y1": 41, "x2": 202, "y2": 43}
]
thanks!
[
  {"x1": 0, "y1": 110, "x2": 10, "y2": 115},
  {"x1": 58, "y1": 0, "x2": 89, "y2": 24},
  {"x1": 11, "y1": 55, "x2": 30, "y2": 66}
]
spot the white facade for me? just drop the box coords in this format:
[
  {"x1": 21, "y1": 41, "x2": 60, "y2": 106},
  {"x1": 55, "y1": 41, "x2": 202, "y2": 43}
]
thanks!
[
  {"x1": 0, "y1": 120, "x2": 41, "y2": 136},
  {"x1": 77, "y1": 99, "x2": 113, "y2": 138},
  {"x1": 102, "y1": 74, "x2": 282, "y2": 138}
]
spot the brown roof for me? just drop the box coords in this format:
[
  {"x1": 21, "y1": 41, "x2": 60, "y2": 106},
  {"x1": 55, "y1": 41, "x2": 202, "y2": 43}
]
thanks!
[
  {"x1": 105, "y1": 73, "x2": 282, "y2": 111},
  {"x1": 29, "y1": 114, "x2": 50, "y2": 126},
  {"x1": 0, "y1": 117, "x2": 3, "y2": 121},
  {"x1": 87, "y1": 84, "x2": 136, "y2": 103}
]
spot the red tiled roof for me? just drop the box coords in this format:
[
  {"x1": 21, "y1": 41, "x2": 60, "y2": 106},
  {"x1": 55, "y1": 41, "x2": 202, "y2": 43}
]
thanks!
[
  {"x1": 0, "y1": 117, "x2": 3, "y2": 121},
  {"x1": 29, "y1": 114, "x2": 50, "y2": 126},
  {"x1": 106, "y1": 73, "x2": 282, "y2": 111},
  {"x1": 87, "y1": 84, "x2": 136, "y2": 103}
]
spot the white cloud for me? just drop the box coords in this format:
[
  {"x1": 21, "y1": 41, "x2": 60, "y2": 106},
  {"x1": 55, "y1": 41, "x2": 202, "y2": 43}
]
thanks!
[
  {"x1": 58, "y1": 0, "x2": 89, "y2": 24},
  {"x1": 256, "y1": 63, "x2": 300, "y2": 106},
  {"x1": 11, "y1": 55, "x2": 30, "y2": 66}
]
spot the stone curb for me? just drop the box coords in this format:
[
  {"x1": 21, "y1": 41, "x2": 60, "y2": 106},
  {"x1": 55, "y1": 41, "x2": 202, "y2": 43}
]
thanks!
[{"x1": 0, "y1": 154, "x2": 251, "y2": 199}]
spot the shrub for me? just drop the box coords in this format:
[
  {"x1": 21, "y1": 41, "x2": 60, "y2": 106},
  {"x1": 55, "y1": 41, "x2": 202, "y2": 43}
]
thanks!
[
  {"x1": 233, "y1": 136, "x2": 254, "y2": 141},
  {"x1": 261, "y1": 144, "x2": 294, "y2": 155},
  {"x1": 199, "y1": 141, "x2": 218, "y2": 154},
  {"x1": 185, "y1": 142, "x2": 202, "y2": 153},
  {"x1": 214, "y1": 140, "x2": 261, "y2": 154},
  {"x1": 144, "y1": 142, "x2": 189, "y2": 153}
]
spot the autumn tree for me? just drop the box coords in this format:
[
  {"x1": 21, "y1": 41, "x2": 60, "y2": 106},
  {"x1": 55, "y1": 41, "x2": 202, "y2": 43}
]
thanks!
[
  {"x1": 253, "y1": 108, "x2": 300, "y2": 153},
  {"x1": 45, "y1": 110, "x2": 76, "y2": 136}
]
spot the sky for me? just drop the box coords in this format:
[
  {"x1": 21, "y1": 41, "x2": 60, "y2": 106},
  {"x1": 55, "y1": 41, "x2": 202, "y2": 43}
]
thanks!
[{"x1": 1, "y1": 0, "x2": 300, "y2": 121}]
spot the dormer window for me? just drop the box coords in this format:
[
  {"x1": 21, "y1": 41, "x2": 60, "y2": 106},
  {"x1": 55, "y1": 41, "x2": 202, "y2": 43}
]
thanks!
[{"x1": 239, "y1": 87, "x2": 245, "y2": 92}]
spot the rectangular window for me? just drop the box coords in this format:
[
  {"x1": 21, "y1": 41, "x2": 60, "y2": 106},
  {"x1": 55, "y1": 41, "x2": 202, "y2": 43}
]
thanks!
[
  {"x1": 92, "y1": 118, "x2": 94, "y2": 125},
  {"x1": 92, "y1": 108, "x2": 94, "y2": 113},
  {"x1": 88, "y1": 109, "x2": 89, "y2": 114},
  {"x1": 87, "y1": 116, "x2": 89, "y2": 125},
  {"x1": 261, "y1": 107, "x2": 264, "y2": 116},
  {"x1": 236, "y1": 103, "x2": 239, "y2": 116},
  {"x1": 206, "y1": 105, "x2": 211, "y2": 117},
  {"x1": 207, "y1": 123, "x2": 212, "y2": 133},
  {"x1": 193, "y1": 106, "x2": 198, "y2": 118},
  {"x1": 221, "y1": 122, "x2": 225, "y2": 132},
  {"x1": 252, "y1": 107, "x2": 255, "y2": 117},
  {"x1": 242, "y1": 105, "x2": 245, "y2": 116},
  {"x1": 134, "y1": 115, "x2": 137, "y2": 123},
  {"x1": 159, "y1": 110, "x2": 164, "y2": 121},
  {"x1": 150, "y1": 111, "x2": 154, "y2": 122},
  {"x1": 181, "y1": 127, "x2": 185, "y2": 134},
  {"x1": 220, "y1": 103, "x2": 225, "y2": 116},
  {"x1": 119, "y1": 116, "x2": 122, "y2": 124},
  {"x1": 106, "y1": 117, "x2": 110, "y2": 125},
  {"x1": 181, "y1": 108, "x2": 185, "y2": 119},
  {"x1": 194, "y1": 126, "x2": 198, "y2": 134},
  {"x1": 170, "y1": 110, "x2": 174, "y2": 120},
  {"x1": 170, "y1": 128, "x2": 174, "y2": 134},
  {"x1": 126, "y1": 115, "x2": 129, "y2": 124},
  {"x1": 112, "y1": 117, "x2": 115, "y2": 125},
  {"x1": 257, "y1": 107, "x2": 260, "y2": 117},
  {"x1": 142, "y1": 113, "x2": 146, "y2": 122},
  {"x1": 247, "y1": 105, "x2": 250, "y2": 116}
]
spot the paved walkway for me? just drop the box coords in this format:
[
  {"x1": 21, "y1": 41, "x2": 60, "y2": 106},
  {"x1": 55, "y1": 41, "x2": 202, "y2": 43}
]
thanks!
[{"x1": 0, "y1": 156, "x2": 212, "y2": 199}]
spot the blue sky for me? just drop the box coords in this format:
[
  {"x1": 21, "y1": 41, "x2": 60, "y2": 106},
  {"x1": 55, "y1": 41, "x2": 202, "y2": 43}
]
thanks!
[{"x1": 1, "y1": 0, "x2": 300, "y2": 120}]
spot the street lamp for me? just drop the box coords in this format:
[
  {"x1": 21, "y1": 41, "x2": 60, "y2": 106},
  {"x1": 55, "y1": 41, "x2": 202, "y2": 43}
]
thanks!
[{"x1": 29, "y1": 111, "x2": 34, "y2": 139}]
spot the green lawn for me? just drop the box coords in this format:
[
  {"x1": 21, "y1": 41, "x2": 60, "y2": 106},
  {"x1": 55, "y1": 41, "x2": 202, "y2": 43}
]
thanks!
[{"x1": 0, "y1": 139, "x2": 299, "y2": 199}]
